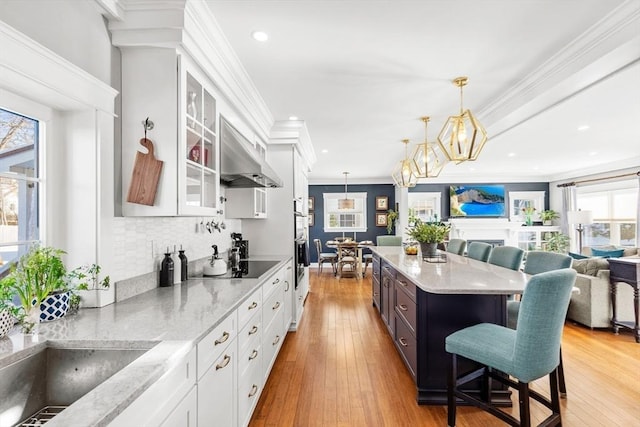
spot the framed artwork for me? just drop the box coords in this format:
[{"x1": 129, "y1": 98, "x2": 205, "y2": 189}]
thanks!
[
  {"x1": 308, "y1": 196, "x2": 314, "y2": 211},
  {"x1": 376, "y1": 212, "x2": 388, "y2": 227},
  {"x1": 376, "y1": 196, "x2": 389, "y2": 211},
  {"x1": 509, "y1": 191, "x2": 545, "y2": 221},
  {"x1": 308, "y1": 212, "x2": 314, "y2": 227}
]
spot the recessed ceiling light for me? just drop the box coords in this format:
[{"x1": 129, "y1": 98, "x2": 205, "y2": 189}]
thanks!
[
  {"x1": 507, "y1": 152, "x2": 516, "y2": 157},
  {"x1": 589, "y1": 151, "x2": 598, "y2": 156},
  {"x1": 288, "y1": 116, "x2": 298, "y2": 121},
  {"x1": 578, "y1": 125, "x2": 590, "y2": 131},
  {"x1": 321, "y1": 149, "x2": 329, "y2": 154},
  {"x1": 251, "y1": 31, "x2": 269, "y2": 42}
]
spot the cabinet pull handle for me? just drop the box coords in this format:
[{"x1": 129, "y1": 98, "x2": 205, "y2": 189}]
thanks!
[
  {"x1": 273, "y1": 278, "x2": 280, "y2": 285},
  {"x1": 398, "y1": 281, "x2": 407, "y2": 287},
  {"x1": 399, "y1": 337, "x2": 408, "y2": 347},
  {"x1": 215, "y1": 354, "x2": 231, "y2": 370},
  {"x1": 248, "y1": 325, "x2": 259, "y2": 335},
  {"x1": 214, "y1": 331, "x2": 230, "y2": 345},
  {"x1": 248, "y1": 384, "x2": 258, "y2": 397},
  {"x1": 248, "y1": 301, "x2": 258, "y2": 310},
  {"x1": 249, "y1": 349, "x2": 259, "y2": 360},
  {"x1": 398, "y1": 304, "x2": 408, "y2": 311},
  {"x1": 272, "y1": 335, "x2": 281, "y2": 346},
  {"x1": 272, "y1": 301, "x2": 281, "y2": 310},
  {"x1": 373, "y1": 292, "x2": 379, "y2": 296},
  {"x1": 284, "y1": 281, "x2": 290, "y2": 291}
]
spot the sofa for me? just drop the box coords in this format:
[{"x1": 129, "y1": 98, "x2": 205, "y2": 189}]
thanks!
[{"x1": 566, "y1": 247, "x2": 638, "y2": 329}]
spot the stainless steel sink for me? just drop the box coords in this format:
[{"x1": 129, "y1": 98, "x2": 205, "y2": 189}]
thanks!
[{"x1": 0, "y1": 346, "x2": 149, "y2": 426}]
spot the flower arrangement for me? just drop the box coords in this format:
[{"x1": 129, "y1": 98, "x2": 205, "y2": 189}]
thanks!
[{"x1": 521, "y1": 206, "x2": 536, "y2": 226}]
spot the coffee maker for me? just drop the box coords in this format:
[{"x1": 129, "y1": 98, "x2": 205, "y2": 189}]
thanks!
[{"x1": 230, "y1": 232, "x2": 249, "y2": 259}]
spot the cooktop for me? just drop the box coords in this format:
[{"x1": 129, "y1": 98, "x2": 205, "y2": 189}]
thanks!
[{"x1": 205, "y1": 260, "x2": 279, "y2": 279}]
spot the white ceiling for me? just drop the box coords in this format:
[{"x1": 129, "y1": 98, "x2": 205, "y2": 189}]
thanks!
[{"x1": 207, "y1": 0, "x2": 640, "y2": 184}]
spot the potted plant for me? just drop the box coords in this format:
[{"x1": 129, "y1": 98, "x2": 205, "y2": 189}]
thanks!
[
  {"x1": 406, "y1": 218, "x2": 451, "y2": 258},
  {"x1": 67, "y1": 263, "x2": 111, "y2": 309},
  {"x1": 521, "y1": 206, "x2": 536, "y2": 226},
  {"x1": 544, "y1": 232, "x2": 570, "y2": 253},
  {"x1": 386, "y1": 209, "x2": 398, "y2": 234},
  {"x1": 2, "y1": 246, "x2": 69, "y2": 333},
  {"x1": 540, "y1": 209, "x2": 559, "y2": 226},
  {"x1": 0, "y1": 280, "x2": 18, "y2": 339}
]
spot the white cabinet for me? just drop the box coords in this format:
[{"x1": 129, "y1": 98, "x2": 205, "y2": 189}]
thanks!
[
  {"x1": 160, "y1": 386, "x2": 197, "y2": 427},
  {"x1": 121, "y1": 48, "x2": 219, "y2": 216},
  {"x1": 226, "y1": 188, "x2": 267, "y2": 218},
  {"x1": 516, "y1": 226, "x2": 561, "y2": 251},
  {"x1": 283, "y1": 262, "x2": 293, "y2": 330},
  {"x1": 109, "y1": 347, "x2": 197, "y2": 426}
]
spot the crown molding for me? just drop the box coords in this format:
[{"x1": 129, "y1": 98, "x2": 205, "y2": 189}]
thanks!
[{"x1": 269, "y1": 120, "x2": 317, "y2": 170}]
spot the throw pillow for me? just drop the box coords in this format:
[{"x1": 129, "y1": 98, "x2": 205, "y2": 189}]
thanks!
[
  {"x1": 572, "y1": 257, "x2": 609, "y2": 276},
  {"x1": 591, "y1": 248, "x2": 624, "y2": 258},
  {"x1": 569, "y1": 252, "x2": 589, "y2": 260}
]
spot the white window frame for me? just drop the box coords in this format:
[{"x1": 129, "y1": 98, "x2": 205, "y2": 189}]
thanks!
[
  {"x1": 509, "y1": 191, "x2": 545, "y2": 222},
  {"x1": 323, "y1": 192, "x2": 368, "y2": 233}
]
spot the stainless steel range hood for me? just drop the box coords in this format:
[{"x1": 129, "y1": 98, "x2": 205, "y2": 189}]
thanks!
[{"x1": 220, "y1": 117, "x2": 282, "y2": 188}]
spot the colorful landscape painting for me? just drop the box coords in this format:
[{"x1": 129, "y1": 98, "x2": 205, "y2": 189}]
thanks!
[{"x1": 450, "y1": 185, "x2": 505, "y2": 217}]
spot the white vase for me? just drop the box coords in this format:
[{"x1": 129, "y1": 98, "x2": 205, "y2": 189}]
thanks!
[{"x1": 0, "y1": 309, "x2": 13, "y2": 339}]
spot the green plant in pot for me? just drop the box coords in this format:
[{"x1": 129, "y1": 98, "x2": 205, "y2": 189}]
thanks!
[
  {"x1": 0, "y1": 280, "x2": 19, "y2": 339},
  {"x1": 2, "y1": 246, "x2": 68, "y2": 333},
  {"x1": 540, "y1": 209, "x2": 559, "y2": 226},
  {"x1": 406, "y1": 218, "x2": 451, "y2": 258},
  {"x1": 67, "y1": 263, "x2": 111, "y2": 310},
  {"x1": 544, "y1": 232, "x2": 570, "y2": 253},
  {"x1": 386, "y1": 209, "x2": 398, "y2": 234}
]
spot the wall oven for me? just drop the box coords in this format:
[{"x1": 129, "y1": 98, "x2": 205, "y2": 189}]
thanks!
[{"x1": 294, "y1": 209, "x2": 308, "y2": 289}]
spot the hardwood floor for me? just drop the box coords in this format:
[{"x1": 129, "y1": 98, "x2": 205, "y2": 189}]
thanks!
[{"x1": 250, "y1": 269, "x2": 640, "y2": 426}]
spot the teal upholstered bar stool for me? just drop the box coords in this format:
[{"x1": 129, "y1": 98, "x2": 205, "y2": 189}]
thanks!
[
  {"x1": 507, "y1": 250, "x2": 573, "y2": 398},
  {"x1": 376, "y1": 235, "x2": 402, "y2": 246},
  {"x1": 487, "y1": 246, "x2": 524, "y2": 271},
  {"x1": 466, "y1": 242, "x2": 492, "y2": 262},
  {"x1": 446, "y1": 269, "x2": 577, "y2": 427},
  {"x1": 446, "y1": 238, "x2": 467, "y2": 256}
]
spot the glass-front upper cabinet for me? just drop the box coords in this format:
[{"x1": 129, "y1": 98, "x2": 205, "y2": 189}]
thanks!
[{"x1": 180, "y1": 65, "x2": 219, "y2": 215}]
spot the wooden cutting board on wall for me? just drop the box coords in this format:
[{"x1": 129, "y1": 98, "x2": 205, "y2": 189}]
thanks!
[{"x1": 127, "y1": 138, "x2": 163, "y2": 206}]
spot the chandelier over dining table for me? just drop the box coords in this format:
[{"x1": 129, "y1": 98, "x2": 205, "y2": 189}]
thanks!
[{"x1": 391, "y1": 76, "x2": 489, "y2": 186}]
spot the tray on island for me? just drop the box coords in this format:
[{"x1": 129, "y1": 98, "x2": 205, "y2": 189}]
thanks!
[{"x1": 423, "y1": 253, "x2": 447, "y2": 263}]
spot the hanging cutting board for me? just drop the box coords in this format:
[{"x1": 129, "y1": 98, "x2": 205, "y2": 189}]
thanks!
[{"x1": 127, "y1": 138, "x2": 164, "y2": 206}]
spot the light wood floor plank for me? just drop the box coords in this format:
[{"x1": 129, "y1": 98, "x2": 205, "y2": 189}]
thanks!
[{"x1": 251, "y1": 270, "x2": 640, "y2": 426}]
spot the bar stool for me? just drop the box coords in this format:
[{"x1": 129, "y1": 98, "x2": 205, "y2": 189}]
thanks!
[
  {"x1": 467, "y1": 242, "x2": 492, "y2": 262},
  {"x1": 446, "y1": 238, "x2": 467, "y2": 255}
]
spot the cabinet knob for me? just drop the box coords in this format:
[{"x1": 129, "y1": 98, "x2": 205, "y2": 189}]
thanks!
[
  {"x1": 248, "y1": 325, "x2": 259, "y2": 335},
  {"x1": 398, "y1": 304, "x2": 408, "y2": 311},
  {"x1": 248, "y1": 301, "x2": 258, "y2": 310},
  {"x1": 272, "y1": 301, "x2": 281, "y2": 310},
  {"x1": 214, "y1": 331, "x2": 230, "y2": 345},
  {"x1": 398, "y1": 337, "x2": 408, "y2": 347},
  {"x1": 215, "y1": 354, "x2": 231, "y2": 370},
  {"x1": 272, "y1": 335, "x2": 281, "y2": 346},
  {"x1": 248, "y1": 384, "x2": 259, "y2": 398},
  {"x1": 249, "y1": 349, "x2": 259, "y2": 361}
]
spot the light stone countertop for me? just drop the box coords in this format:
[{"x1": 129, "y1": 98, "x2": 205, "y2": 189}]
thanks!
[
  {"x1": 0, "y1": 256, "x2": 289, "y2": 426},
  {"x1": 372, "y1": 246, "x2": 530, "y2": 295}
]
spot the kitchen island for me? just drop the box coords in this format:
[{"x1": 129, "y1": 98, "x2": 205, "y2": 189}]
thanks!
[
  {"x1": 0, "y1": 257, "x2": 291, "y2": 427},
  {"x1": 370, "y1": 246, "x2": 529, "y2": 405}
]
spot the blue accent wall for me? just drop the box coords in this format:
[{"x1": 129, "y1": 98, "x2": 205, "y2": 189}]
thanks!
[
  {"x1": 308, "y1": 184, "x2": 395, "y2": 262},
  {"x1": 308, "y1": 181, "x2": 549, "y2": 263}
]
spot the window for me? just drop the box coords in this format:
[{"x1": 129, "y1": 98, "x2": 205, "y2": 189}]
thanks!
[
  {"x1": 577, "y1": 181, "x2": 637, "y2": 247},
  {"x1": 408, "y1": 192, "x2": 442, "y2": 222},
  {"x1": 323, "y1": 192, "x2": 367, "y2": 232},
  {"x1": 0, "y1": 107, "x2": 41, "y2": 274}
]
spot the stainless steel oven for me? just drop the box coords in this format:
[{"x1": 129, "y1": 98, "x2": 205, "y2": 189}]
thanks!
[{"x1": 294, "y1": 238, "x2": 308, "y2": 289}]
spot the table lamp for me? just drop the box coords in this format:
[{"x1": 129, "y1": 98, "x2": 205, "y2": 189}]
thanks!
[{"x1": 567, "y1": 209, "x2": 593, "y2": 254}]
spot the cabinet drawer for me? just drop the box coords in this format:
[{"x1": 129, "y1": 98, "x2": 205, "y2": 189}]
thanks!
[
  {"x1": 395, "y1": 285, "x2": 417, "y2": 335},
  {"x1": 394, "y1": 314, "x2": 417, "y2": 381},
  {"x1": 238, "y1": 340, "x2": 262, "y2": 379},
  {"x1": 238, "y1": 356, "x2": 263, "y2": 427},
  {"x1": 197, "y1": 311, "x2": 236, "y2": 380},
  {"x1": 262, "y1": 265, "x2": 285, "y2": 301},
  {"x1": 395, "y1": 273, "x2": 416, "y2": 302},
  {"x1": 262, "y1": 308, "x2": 285, "y2": 380},
  {"x1": 262, "y1": 284, "x2": 284, "y2": 331},
  {"x1": 238, "y1": 287, "x2": 262, "y2": 330}
]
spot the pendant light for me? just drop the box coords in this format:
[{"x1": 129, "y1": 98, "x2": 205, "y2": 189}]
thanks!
[
  {"x1": 411, "y1": 116, "x2": 449, "y2": 178},
  {"x1": 437, "y1": 76, "x2": 488, "y2": 162},
  {"x1": 391, "y1": 139, "x2": 417, "y2": 188},
  {"x1": 338, "y1": 171, "x2": 355, "y2": 209}
]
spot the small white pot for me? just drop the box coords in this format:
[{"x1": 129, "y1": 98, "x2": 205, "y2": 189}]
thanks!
[{"x1": 0, "y1": 309, "x2": 13, "y2": 339}]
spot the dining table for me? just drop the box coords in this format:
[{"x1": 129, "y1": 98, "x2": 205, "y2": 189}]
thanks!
[{"x1": 325, "y1": 240, "x2": 374, "y2": 278}]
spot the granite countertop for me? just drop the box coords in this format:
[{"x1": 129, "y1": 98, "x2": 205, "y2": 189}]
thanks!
[
  {"x1": 371, "y1": 246, "x2": 529, "y2": 295},
  {"x1": 0, "y1": 256, "x2": 289, "y2": 426}
]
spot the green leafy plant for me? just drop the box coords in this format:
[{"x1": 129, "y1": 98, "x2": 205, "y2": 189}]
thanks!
[
  {"x1": 0, "y1": 277, "x2": 19, "y2": 318},
  {"x1": 67, "y1": 263, "x2": 110, "y2": 312},
  {"x1": 406, "y1": 218, "x2": 450, "y2": 243},
  {"x1": 540, "y1": 210, "x2": 559, "y2": 222},
  {"x1": 544, "y1": 232, "x2": 570, "y2": 253},
  {"x1": 386, "y1": 209, "x2": 398, "y2": 234}
]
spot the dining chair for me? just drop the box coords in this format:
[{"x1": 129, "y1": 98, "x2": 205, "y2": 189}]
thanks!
[
  {"x1": 466, "y1": 242, "x2": 492, "y2": 262},
  {"x1": 446, "y1": 238, "x2": 467, "y2": 256},
  {"x1": 376, "y1": 235, "x2": 402, "y2": 246},
  {"x1": 487, "y1": 246, "x2": 524, "y2": 271},
  {"x1": 362, "y1": 253, "x2": 373, "y2": 277},
  {"x1": 336, "y1": 241, "x2": 358, "y2": 278},
  {"x1": 507, "y1": 250, "x2": 573, "y2": 397},
  {"x1": 314, "y1": 238, "x2": 338, "y2": 276},
  {"x1": 446, "y1": 268, "x2": 577, "y2": 427}
]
